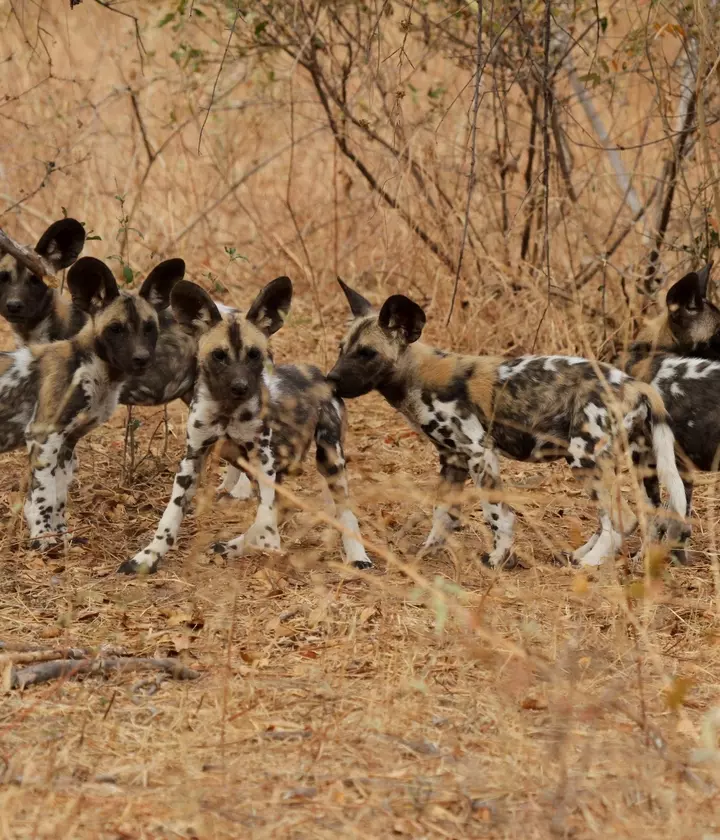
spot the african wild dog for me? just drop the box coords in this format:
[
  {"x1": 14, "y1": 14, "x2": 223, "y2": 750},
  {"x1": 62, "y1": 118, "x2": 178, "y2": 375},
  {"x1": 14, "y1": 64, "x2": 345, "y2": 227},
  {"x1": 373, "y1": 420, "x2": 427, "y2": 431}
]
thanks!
[
  {"x1": 0, "y1": 256, "x2": 199, "y2": 548},
  {"x1": 0, "y1": 218, "x2": 87, "y2": 345},
  {"x1": 120, "y1": 277, "x2": 371, "y2": 575},
  {"x1": 327, "y1": 280, "x2": 689, "y2": 569},
  {"x1": 0, "y1": 219, "x2": 195, "y2": 407},
  {"x1": 614, "y1": 261, "x2": 720, "y2": 561},
  {"x1": 0, "y1": 222, "x2": 247, "y2": 495}
]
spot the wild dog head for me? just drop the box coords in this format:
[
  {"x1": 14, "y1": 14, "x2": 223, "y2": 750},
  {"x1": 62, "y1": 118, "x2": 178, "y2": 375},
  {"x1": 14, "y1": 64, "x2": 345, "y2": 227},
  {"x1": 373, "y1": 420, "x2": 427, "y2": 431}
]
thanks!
[
  {"x1": 656, "y1": 262, "x2": 720, "y2": 353},
  {"x1": 69, "y1": 257, "x2": 186, "y2": 375},
  {"x1": 171, "y1": 276, "x2": 292, "y2": 406},
  {"x1": 328, "y1": 278, "x2": 426, "y2": 398},
  {"x1": 0, "y1": 218, "x2": 86, "y2": 330}
]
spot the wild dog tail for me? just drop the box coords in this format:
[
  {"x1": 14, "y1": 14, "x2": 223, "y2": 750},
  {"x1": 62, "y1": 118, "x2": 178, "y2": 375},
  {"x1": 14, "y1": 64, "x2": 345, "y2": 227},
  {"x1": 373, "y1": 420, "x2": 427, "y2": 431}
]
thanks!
[{"x1": 633, "y1": 381, "x2": 686, "y2": 519}]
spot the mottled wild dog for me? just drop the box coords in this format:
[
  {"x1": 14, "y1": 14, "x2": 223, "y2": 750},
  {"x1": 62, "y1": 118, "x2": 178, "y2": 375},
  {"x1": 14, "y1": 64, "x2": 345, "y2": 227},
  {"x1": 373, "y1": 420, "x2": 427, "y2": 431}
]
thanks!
[
  {"x1": 121, "y1": 277, "x2": 370, "y2": 575},
  {"x1": 0, "y1": 256, "x2": 198, "y2": 548},
  {"x1": 0, "y1": 220, "x2": 195, "y2": 406},
  {"x1": 616, "y1": 262, "x2": 720, "y2": 561},
  {"x1": 0, "y1": 218, "x2": 87, "y2": 345},
  {"x1": 328, "y1": 280, "x2": 688, "y2": 569}
]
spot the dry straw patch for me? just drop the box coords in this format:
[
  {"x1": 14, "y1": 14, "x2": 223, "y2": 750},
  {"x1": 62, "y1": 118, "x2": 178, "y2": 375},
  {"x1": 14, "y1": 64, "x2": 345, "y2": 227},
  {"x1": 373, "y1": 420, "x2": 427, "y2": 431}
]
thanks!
[{"x1": 0, "y1": 2, "x2": 719, "y2": 837}]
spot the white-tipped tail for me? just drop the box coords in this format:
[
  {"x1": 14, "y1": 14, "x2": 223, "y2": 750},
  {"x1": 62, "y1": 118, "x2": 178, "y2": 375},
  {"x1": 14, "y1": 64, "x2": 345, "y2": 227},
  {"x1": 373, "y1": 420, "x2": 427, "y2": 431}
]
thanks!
[{"x1": 652, "y1": 421, "x2": 686, "y2": 517}]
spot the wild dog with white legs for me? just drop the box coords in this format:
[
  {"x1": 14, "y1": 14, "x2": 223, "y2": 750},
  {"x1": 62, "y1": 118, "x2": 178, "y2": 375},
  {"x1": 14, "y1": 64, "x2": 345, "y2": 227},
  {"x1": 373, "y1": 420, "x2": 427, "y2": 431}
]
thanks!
[
  {"x1": 327, "y1": 280, "x2": 688, "y2": 569},
  {"x1": 0, "y1": 222, "x2": 250, "y2": 494},
  {"x1": 613, "y1": 262, "x2": 720, "y2": 561},
  {"x1": 0, "y1": 257, "x2": 198, "y2": 548},
  {"x1": 120, "y1": 277, "x2": 370, "y2": 575}
]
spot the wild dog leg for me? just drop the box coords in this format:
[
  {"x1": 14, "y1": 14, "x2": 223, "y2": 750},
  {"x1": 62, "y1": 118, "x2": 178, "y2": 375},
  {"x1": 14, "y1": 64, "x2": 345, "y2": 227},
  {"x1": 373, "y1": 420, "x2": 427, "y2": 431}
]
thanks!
[
  {"x1": 315, "y1": 397, "x2": 372, "y2": 569},
  {"x1": 217, "y1": 440, "x2": 254, "y2": 500},
  {"x1": 214, "y1": 427, "x2": 281, "y2": 558},
  {"x1": 569, "y1": 445, "x2": 627, "y2": 567},
  {"x1": 420, "y1": 451, "x2": 469, "y2": 553},
  {"x1": 468, "y1": 448, "x2": 518, "y2": 569},
  {"x1": 119, "y1": 407, "x2": 220, "y2": 574},
  {"x1": 24, "y1": 431, "x2": 65, "y2": 548}
]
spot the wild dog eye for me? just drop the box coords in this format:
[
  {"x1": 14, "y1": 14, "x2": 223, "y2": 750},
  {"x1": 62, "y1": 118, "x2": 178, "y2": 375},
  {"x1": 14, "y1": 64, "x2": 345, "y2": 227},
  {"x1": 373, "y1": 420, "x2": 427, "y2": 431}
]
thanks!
[
  {"x1": 246, "y1": 347, "x2": 261, "y2": 361},
  {"x1": 357, "y1": 346, "x2": 377, "y2": 360},
  {"x1": 0, "y1": 272, "x2": 9, "y2": 284},
  {"x1": 108, "y1": 322, "x2": 124, "y2": 334},
  {"x1": 212, "y1": 348, "x2": 229, "y2": 363},
  {"x1": 31, "y1": 274, "x2": 44, "y2": 286},
  {"x1": 143, "y1": 320, "x2": 155, "y2": 334}
]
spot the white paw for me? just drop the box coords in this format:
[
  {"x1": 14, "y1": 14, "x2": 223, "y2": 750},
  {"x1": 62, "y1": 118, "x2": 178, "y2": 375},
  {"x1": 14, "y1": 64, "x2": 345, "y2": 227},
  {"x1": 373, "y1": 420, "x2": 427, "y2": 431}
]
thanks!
[{"x1": 244, "y1": 523, "x2": 281, "y2": 553}]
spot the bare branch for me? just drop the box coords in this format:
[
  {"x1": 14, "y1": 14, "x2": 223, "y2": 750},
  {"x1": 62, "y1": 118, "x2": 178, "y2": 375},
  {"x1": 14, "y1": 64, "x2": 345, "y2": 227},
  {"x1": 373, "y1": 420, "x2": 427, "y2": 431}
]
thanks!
[{"x1": 0, "y1": 228, "x2": 56, "y2": 277}]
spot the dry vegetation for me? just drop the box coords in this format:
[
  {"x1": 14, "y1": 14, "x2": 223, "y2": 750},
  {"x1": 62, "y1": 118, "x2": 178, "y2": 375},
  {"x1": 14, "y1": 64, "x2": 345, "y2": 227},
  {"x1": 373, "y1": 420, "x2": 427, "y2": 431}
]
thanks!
[{"x1": 1, "y1": 1, "x2": 720, "y2": 837}]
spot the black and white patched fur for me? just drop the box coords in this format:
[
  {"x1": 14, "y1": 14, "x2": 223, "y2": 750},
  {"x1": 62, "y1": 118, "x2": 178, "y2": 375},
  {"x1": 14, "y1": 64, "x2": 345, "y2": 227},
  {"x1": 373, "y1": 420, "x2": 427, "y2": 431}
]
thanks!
[
  {"x1": 0, "y1": 257, "x2": 198, "y2": 548},
  {"x1": 120, "y1": 277, "x2": 370, "y2": 575},
  {"x1": 327, "y1": 280, "x2": 689, "y2": 569},
  {"x1": 617, "y1": 262, "x2": 720, "y2": 560}
]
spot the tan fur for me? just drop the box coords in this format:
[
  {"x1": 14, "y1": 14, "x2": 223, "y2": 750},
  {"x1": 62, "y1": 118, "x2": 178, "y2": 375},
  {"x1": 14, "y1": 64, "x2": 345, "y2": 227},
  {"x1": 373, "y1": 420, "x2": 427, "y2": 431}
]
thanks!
[{"x1": 0, "y1": 355, "x2": 14, "y2": 376}]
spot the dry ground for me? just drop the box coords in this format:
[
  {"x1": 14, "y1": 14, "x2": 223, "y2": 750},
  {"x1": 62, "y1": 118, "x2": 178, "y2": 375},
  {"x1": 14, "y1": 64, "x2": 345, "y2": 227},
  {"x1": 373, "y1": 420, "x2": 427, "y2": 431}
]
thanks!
[
  {"x1": 1, "y1": 296, "x2": 720, "y2": 839},
  {"x1": 1, "y1": 2, "x2": 720, "y2": 837}
]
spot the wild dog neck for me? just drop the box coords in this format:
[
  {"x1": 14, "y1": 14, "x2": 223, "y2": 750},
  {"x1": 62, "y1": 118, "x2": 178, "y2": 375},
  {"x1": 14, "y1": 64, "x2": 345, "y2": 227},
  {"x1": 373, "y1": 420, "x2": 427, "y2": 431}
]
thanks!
[{"x1": 8, "y1": 289, "x2": 58, "y2": 344}]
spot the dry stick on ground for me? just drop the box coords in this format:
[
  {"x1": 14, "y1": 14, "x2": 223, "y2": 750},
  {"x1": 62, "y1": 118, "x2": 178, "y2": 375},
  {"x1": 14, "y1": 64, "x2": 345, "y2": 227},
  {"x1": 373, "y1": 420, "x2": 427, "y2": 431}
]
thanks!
[
  {"x1": 445, "y1": 0, "x2": 483, "y2": 326},
  {"x1": 10, "y1": 657, "x2": 200, "y2": 690},
  {"x1": 0, "y1": 227, "x2": 56, "y2": 277}
]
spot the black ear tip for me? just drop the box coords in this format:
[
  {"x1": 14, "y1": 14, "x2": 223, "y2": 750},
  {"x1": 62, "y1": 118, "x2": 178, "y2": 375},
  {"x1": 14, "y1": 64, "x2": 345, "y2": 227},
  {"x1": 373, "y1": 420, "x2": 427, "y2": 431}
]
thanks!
[
  {"x1": 69, "y1": 256, "x2": 107, "y2": 274},
  {"x1": 272, "y1": 275, "x2": 293, "y2": 294},
  {"x1": 163, "y1": 257, "x2": 186, "y2": 274}
]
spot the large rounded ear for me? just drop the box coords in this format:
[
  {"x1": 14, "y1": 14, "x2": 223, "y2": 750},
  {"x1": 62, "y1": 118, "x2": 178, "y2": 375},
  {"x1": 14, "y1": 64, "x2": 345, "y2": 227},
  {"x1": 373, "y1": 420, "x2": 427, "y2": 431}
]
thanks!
[
  {"x1": 35, "y1": 219, "x2": 86, "y2": 270},
  {"x1": 139, "y1": 258, "x2": 186, "y2": 310},
  {"x1": 246, "y1": 276, "x2": 292, "y2": 337},
  {"x1": 67, "y1": 257, "x2": 119, "y2": 312},
  {"x1": 171, "y1": 280, "x2": 222, "y2": 333},
  {"x1": 337, "y1": 277, "x2": 373, "y2": 317},
  {"x1": 378, "y1": 294, "x2": 426, "y2": 344},
  {"x1": 667, "y1": 267, "x2": 711, "y2": 313}
]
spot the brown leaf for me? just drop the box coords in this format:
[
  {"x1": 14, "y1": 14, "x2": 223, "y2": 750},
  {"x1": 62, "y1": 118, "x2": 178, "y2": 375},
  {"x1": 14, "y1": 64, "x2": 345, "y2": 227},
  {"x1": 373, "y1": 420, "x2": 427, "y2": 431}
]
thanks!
[
  {"x1": 520, "y1": 695, "x2": 548, "y2": 711},
  {"x1": 664, "y1": 676, "x2": 693, "y2": 711},
  {"x1": 170, "y1": 634, "x2": 190, "y2": 653},
  {"x1": 39, "y1": 627, "x2": 62, "y2": 640}
]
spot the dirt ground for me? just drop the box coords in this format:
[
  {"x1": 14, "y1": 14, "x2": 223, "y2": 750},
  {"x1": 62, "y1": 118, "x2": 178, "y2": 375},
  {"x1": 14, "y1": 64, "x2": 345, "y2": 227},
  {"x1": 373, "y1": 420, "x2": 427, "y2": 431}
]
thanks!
[{"x1": 1, "y1": 2, "x2": 720, "y2": 838}]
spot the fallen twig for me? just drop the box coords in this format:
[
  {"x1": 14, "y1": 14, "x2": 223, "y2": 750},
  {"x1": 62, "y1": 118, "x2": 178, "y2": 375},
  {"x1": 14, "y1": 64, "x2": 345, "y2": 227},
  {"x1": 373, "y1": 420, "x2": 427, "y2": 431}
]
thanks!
[
  {"x1": 0, "y1": 228, "x2": 56, "y2": 277},
  {"x1": 7, "y1": 655, "x2": 200, "y2": 689}
]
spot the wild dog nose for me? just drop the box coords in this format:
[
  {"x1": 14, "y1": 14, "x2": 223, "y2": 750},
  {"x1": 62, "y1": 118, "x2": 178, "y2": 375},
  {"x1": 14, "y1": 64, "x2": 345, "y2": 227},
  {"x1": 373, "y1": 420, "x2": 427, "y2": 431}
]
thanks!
[
  {"x1": 231, "y1": 379, "x2": 249, "y2": 399},
  {"x1": 6, "y1": 300, "x2": 23, "y2": 315},
  {"x1": 132, "y1": 351, "x2": 151, "y2": 372}
]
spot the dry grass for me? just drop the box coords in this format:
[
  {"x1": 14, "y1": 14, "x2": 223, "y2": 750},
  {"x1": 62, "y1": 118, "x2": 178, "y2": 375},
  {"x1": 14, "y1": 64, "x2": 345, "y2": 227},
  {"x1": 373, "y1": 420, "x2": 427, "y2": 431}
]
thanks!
[{"x1": 1, "y1": 3, "x2": 720, "y2": 838}]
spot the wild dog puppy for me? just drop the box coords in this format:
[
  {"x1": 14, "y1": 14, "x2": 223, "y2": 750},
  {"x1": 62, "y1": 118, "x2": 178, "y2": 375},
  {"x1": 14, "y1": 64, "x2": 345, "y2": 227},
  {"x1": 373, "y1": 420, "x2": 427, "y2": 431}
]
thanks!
[
  {"x1": 0, "y1": 218, "x2": 87, "y2": 345},
  {"x1": 616, "y1": 262, "x2": 720, "y2": 561},
  {"x1": 327, "y1": 280, "x2": 688, "y2": 569},
  {"x1": 0, "y1": 222, "x2": 194, "y2": 407},
  {"x1": 120, "y1": 278, "x2": 371, "y2": 575},
  {"x1": 0, "y1": 256, "x2": 196, "y2": 547}
]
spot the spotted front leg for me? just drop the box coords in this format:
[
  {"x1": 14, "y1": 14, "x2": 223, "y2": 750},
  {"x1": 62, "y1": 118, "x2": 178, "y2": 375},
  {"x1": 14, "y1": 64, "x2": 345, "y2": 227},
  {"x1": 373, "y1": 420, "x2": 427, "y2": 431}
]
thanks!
[
  {"x1": 315, "y1": 398, "x2": 372, "y2": 569},
  {"x1": 214, "y1": 427, "x2": 281, "y2": 559},
  {"x1": 24, "y1": 432, "x2": 66, "y2": 548},
  {"x1": 468, "y1": 448, "x2": 518, "y2": 569},
  {"x1": 120, "y1": 405, "x2": 220, "y2": 574},
  {"x1": 420, "y1": 451, "x2": 469, "y2": 555}
]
